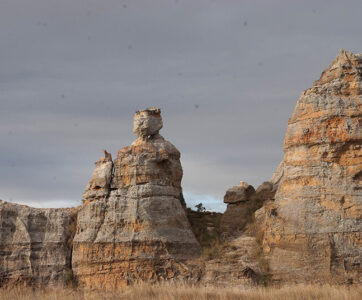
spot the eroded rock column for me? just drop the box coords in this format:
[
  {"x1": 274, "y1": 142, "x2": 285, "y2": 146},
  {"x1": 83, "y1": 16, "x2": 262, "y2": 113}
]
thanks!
[{"x1": 72, "y1": 107, "x2": 201, "y2": 288}]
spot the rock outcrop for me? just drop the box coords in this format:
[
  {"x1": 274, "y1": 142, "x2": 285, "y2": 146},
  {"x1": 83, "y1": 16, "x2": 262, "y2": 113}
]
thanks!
[
  {"x1": 257, "y1": 50, "x2": 362, "y2": 284},
  {"x1": 220, "y1": 181, "x2": 274, "y2": 238},
  {"x1": 0, "y1": 201, "x2": 77, "y2": 287},
  {"x1": 72, "y1": 107, "x2": 201, "y2": 288},
  {"x1": 82, "y1": 150, "x2": 113, "y2": 203}
]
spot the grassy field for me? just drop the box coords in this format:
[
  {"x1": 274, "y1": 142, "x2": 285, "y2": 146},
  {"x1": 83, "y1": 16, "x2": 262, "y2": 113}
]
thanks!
[{"x1": 0, "y1": 283, "x2": 360, "y2": 300}]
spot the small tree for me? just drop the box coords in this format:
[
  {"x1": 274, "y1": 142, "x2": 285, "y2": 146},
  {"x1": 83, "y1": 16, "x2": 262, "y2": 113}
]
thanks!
[{"x1": 195, "y1": 203, "x2": 206, "y2": 212}]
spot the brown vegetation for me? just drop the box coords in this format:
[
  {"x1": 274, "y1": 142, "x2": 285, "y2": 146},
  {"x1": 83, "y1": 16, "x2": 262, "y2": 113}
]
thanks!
[
  {"x1": 0, "y1": 284, "x2": 360, "y2": 300},
  {"x1": 186, "y1": 209, "x2": 223, "y2": 259}
]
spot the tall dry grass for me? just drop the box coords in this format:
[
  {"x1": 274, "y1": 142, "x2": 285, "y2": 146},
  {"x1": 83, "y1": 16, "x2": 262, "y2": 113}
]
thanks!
[{"x1": 0, "y1": 283, "x2": 361, "y2": 300}]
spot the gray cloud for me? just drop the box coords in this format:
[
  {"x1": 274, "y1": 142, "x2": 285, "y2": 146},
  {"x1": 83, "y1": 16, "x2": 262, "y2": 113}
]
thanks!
[{"x1": 1, "y1": 0, "x2": 362, "y2": 211}]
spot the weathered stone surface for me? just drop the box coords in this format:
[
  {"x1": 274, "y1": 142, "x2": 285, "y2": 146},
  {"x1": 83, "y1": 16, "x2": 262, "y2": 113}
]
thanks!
[
  {"x1": 82, "y1": 150, "x2": 113, "y2": 202},
  {"x1": 255, "y1": 182, "x2": 274, "y2": 197},
  {"x1": 133, "y1": 107, "x2": 163, "y2": 139},
  {"x1": 0, "y1": 200, "x2": 77, "y2": 287},
  {"x1": 258, "y1": 50, "x2": 362, "y2": 284},
  {"x1": 220, "y1": 181, "x2": 274, "y2": 238},
  {"x1": 200, "y1": 235, "x2": 266, "y2": 287},
  {"x1": 72, "y1": 107, "x2": 201, "y2": 288},
  {"x1": 224, "y1": 182, "x2": 255, "y2": 204}
]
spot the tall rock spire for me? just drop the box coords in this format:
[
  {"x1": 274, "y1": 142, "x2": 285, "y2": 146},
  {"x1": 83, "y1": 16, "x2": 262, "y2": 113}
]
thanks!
[{"x1": 72, "y1": 107, "x2": 201, "y2": 288}]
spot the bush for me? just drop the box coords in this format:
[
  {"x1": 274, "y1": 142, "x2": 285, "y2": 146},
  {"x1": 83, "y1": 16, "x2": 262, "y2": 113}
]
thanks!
[{"x1": 195, "y1": 203, "x2": 206, "y2": 213}]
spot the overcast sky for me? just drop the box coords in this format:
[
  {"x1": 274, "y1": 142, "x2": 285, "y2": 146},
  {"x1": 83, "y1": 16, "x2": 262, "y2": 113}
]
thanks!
[{"x1": 1, "y1": 0, "x2": 361, "y2": 211}]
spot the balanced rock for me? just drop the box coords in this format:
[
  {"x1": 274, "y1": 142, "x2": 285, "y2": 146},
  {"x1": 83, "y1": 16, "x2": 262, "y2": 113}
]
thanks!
[
  {"x1": 220, "y1": 181, "x2": 275, "y2": 238},
  {"x1": 72, "y1": 107, "x2": 201, "y2": 288},
  {"x1": 133, "y1": 107, "x2": 163, "y2": 139},
  {"x1": 224, "y1": 182, "x2": 255, "y2": 204},
  {"x1": 258, "y1": 50, "x2": 362, "y2": 284}
]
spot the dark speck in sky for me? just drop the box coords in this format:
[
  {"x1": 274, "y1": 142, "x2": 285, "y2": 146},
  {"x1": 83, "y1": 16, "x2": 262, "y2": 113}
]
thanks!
[{"x1": 37, "y1": 22, "x2": 47, "y2": 27}]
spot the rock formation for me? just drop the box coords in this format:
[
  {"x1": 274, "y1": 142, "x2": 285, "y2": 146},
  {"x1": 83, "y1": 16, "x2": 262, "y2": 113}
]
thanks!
[
  {"x1": 256, "y1": 49, "x2": 362, "y2": 284},
  {"x1": 82, "y1": 150, "x2": 113, "y2": 203},
  {"x1": 72, "y1": 107, "x2": 201, "y2": 288},
  {"x1": 1, "y1": 50, "x2": 361, "y2": 288},
  {"x1": 220, "y1": 181, "x2": 274, "y2": 238},
  {"x1": 0, "y1": 201, "x2": 77, "y2": 287}
]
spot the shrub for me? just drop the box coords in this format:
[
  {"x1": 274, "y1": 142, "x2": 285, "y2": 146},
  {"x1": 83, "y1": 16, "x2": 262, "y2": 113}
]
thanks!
[{"x1": 63, "y1": 268, "x2": 75, "y2": 287}]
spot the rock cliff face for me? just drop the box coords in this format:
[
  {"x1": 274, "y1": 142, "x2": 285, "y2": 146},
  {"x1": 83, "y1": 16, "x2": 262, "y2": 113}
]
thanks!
[
  {"x1": 257, "y1": 50, "x2": 362, "y2": 284},
  {"x1": 72, "y1": 107, "x2": 201, "y2": 288},
  {"x1": 0, "y1": 201, "x2": 77, "y2": 287}
]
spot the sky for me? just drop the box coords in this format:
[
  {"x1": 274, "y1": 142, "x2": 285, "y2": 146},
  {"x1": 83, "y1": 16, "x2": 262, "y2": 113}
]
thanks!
[{"x1": 1, "y1": 0, "x2": 362, "y2": 211}]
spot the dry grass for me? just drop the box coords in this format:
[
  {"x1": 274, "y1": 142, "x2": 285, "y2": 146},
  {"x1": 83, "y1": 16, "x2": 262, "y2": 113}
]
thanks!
[{"x1": 0, "y1": 283, "x2": 360, "y2": 300}]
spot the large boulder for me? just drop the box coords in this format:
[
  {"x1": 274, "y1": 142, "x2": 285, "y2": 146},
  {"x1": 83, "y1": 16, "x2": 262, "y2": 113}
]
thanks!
[
  {"x1": 223, "y1": 182, "x2": 255, "y2": 204},
  {"x1": 220, "y1": 181, "x2": 274, "y2": 238},
  {"x1": 259, "y1": 50, "x2": 362, "y2": 284},
  {"x1": 133, "y1": 107, "x2": 163, "y2": 139}
]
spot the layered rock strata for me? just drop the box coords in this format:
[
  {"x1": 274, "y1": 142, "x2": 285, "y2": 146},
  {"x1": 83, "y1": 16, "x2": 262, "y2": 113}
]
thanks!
[
  {"x1": 258, "y1": 50, "x2": 362, "y2": 284},
  {"x1": 72, "y1": 107, "x2": 201, "y2": 288},
  {"x1": 0, "y1": 201, "x2": 77, "y2": 287}
]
